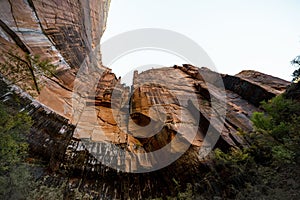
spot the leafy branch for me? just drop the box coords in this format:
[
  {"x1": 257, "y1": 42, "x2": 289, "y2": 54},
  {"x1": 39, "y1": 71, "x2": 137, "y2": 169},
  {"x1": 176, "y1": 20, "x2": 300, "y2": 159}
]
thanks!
[
  {"x1": 291, "y1": 55, "x2": 300, "y2": 82},
  {"x1": 0, "y1": 49, "x2": 56, "y2": 96}
]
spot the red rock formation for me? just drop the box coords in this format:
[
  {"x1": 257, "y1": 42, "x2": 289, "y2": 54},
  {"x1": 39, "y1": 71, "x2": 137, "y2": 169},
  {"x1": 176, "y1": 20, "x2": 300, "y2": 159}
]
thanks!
[
  {"x1": 0, "y1": 1, "x2": 292, "y2": 198},
  {"x1": 0, "y1": 0, "x2": 110, "y2": 117},
  {"x1": 69, "y1": 64, "x2": 289, "y2": 174}
]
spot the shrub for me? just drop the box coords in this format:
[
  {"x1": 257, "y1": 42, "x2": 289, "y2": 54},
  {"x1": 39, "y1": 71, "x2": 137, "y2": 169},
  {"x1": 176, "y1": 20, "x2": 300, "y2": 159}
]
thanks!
[{"x1": 0, "y1": 102, "x2": 33, "y2": 199}]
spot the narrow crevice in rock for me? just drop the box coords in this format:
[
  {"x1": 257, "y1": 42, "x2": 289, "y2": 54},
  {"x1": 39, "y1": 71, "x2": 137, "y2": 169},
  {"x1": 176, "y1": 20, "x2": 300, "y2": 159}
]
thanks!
[
  {"x1": 0, "y1": 19, "x2": 30, "y2": 54},
  {"x1": 7, "y1": 0, "x2": 19, "y2": 31},
  {"x1": 26, "y1": 0, "x2": 57, "y2": 48}
]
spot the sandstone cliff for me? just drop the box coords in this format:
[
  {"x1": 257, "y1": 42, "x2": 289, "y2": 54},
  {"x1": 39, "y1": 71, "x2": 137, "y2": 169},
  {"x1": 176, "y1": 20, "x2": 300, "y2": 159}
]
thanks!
[
  {"x1": 0, "y1": 64, "x2": 290, "y2": 198},
  {"x1": 0, "y1": 0, "x2": 110, "y2": 117},
  {"x1": 0, "y1": 1, "x2": 292, "y2": 199}
]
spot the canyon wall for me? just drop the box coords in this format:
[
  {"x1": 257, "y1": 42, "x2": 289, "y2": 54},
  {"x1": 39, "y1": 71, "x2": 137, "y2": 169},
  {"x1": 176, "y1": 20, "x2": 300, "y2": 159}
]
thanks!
[
  {"x1": 0, "y1": 1, "x2": 292, "y2": 199},
  {"x1": 0, "y1": 0, "x2": 111, "y2": 117},
  {"x1": 0, "y1": 64, "x2": 290, "y2": 198}
]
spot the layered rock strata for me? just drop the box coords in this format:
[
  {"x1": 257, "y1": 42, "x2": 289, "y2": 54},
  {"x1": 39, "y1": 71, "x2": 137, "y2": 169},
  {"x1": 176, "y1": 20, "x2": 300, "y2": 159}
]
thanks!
[{"x1": 0, "y1": 0, "x2": 110, "y2": 117}]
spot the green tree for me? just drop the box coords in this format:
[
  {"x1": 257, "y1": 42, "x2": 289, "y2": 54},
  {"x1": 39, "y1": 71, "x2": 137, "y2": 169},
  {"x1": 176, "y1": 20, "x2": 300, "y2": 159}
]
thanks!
[
  {"x1": 291, "y1": 55, "x2": 300, "y2": 82},
  {"x1": 0, "y1": 102, "x2": 34, "y2": 199},
  {"x1": 251, "y1": 95, "x2": 300, "y2": 164}
]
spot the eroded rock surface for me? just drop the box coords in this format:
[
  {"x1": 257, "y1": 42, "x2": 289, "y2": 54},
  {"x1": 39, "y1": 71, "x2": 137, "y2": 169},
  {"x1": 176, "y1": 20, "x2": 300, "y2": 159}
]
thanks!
[
  {"x1": 0, "y1": 1, "x2": 292, "y2": 198},
  {"x1": 0, "y1": 0, "x2": 110, "y2": 117},
  {"x1": 72, "y1": 64, "x2": 290, "y2": 174}
]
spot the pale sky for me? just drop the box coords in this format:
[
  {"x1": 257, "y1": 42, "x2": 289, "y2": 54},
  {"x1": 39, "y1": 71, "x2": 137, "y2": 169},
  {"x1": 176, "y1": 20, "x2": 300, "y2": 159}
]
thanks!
[{"x1": 101, "y1": 0, "x2": 300, "y2": 82}]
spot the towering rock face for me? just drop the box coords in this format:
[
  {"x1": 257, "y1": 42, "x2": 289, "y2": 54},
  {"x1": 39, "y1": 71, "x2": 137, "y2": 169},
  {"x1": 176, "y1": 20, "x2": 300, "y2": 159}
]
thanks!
[
  {"x1": 0, "y1": 0, "x2": 110, "y2": 117},
  {"x1": 0, "y1": 0, "x2": 110, "y2": 68},
  {"x1": 0, "y1": 1, "x2": 292, "y2": 198}
]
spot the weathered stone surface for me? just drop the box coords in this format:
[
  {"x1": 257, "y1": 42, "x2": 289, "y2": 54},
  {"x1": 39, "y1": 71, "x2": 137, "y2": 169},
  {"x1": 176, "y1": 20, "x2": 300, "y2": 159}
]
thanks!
[
  {"x1": 0, "y1": 0, "x2": 110, "y2": 69},
  {"x1": 71, "y1": 64, "x2": 290, "y2": 175},
  {"x1": 236, "y1": 70, "x2": 289, "y2": 94},
  {"x1": 0, "y1": 1, "x2": 293, "y2": 198},
  {"x1": 0, "y1": 0, "x2": 110, "y2": 118}
]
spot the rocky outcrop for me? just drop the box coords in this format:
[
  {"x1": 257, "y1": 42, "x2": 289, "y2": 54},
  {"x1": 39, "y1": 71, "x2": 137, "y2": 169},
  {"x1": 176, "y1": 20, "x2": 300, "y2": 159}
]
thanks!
[
  {"x1": 223, "y1": 70, "x2": 289, "y2": 106},
  {"x1": 0, "y1": 0, "x2": 109, "y2": 69}
]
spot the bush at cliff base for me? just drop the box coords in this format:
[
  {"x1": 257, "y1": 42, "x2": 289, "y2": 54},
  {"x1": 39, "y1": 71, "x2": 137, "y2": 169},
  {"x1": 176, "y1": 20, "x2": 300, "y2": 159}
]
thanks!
[{"x1": 0, "y1": 102, "x2": 33, "y2": 199}]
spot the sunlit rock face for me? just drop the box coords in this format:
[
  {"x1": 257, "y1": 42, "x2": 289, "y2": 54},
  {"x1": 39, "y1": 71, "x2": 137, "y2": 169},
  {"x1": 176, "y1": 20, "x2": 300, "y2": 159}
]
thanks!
[
  {"x1": 72, "y1": 64, "x2": 290, "y2": 173},
  {"x1": 0, "y1": 63, "x2": 290, "y2": 198},
  {"x1": 0, "y1": 1, "x2": 292, "y2": 198},
  {"x1": 1, "y1": 63, "x2": 290, "y2": 198}
]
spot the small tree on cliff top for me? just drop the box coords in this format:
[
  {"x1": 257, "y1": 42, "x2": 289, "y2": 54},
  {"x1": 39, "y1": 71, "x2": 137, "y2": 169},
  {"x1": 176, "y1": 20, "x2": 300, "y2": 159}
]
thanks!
[{"x1": 291, "y1": 55, "x2": 300, "y2": 82}]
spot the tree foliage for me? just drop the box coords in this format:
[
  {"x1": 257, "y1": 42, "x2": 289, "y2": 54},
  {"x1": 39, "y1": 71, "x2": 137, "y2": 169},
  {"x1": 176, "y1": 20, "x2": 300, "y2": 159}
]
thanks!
[
  {"x1": 291, "y1": 55, "x2": 300, "y2": 82},
  {"x1": 251, "y1": 95, "x2": 300, "y2": 164},
  {"x1": 189, "y1": 93, "x2": 300, "y2": 199},
  {"x1": 0, "y1": 102, "x2": 33, "y2": 199},
  {"x1": 0, "y1": 49, "x2": 56, "y2": 96}
]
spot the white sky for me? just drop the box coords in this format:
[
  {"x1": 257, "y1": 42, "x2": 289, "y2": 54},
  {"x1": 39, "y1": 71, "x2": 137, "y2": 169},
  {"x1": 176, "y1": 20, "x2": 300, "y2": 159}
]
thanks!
[{"x1": 101, "y1": 0, "x2": 300, "y2": 81}]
